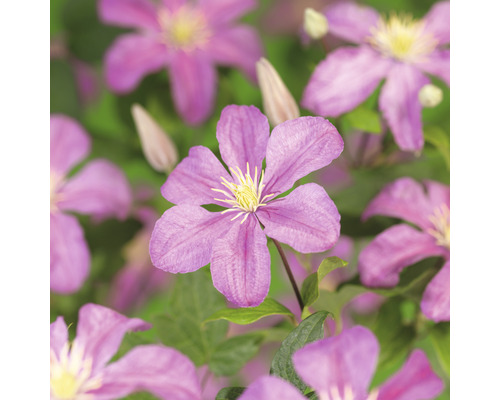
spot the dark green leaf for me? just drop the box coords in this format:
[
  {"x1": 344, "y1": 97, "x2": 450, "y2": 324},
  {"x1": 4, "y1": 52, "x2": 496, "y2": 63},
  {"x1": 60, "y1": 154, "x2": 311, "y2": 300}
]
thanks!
[
  {"x1": 205, "y1": 298, "x2": 294, "y2": 325},
  {"x1": 209, "y1": 333, "x2": 266, "y2": 376},
  {"x1": 270, "y1": 311, "x2": 330, "y2": 392},
  {"x1": 215, "y1": 387, "x2": 246, "y2": 400},
  {"x1": 154, "y1": 268, "x2": 228, "y2": 366},
  {"x1": 430, "y1": 323, "x2": 450, "y2": 377},
  {"x1": 424, "y1": 126, "x2": 450, "y2": 169}
]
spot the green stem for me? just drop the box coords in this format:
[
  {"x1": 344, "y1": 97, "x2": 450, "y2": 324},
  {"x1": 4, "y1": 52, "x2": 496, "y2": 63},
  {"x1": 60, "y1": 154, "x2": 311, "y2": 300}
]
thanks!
[{"x1": 272, "y1": 239, "x2": 305, "y2": 312}]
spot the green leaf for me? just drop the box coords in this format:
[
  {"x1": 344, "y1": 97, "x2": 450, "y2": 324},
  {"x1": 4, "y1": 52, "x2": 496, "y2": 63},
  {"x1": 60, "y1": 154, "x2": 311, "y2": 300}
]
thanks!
[
  {"x1": 215, "y1": 387, "x2": 246, "y2": 400},
  {"x1": 209, "y1": 333, "x2": 266, "y2": 376},
  {"x1": 430, "y1": 323, "x2": 450, "y2": 377},
  {"x1": 301, "y1": 257, "x2": 348, "y2": 308},
  {"x1": 270, "y1": 311, "x2": 330, "y2": 392},
  {"x1": 345, "y1": 106, "x2": 382, "y2": 134},
  {"x1": 424, "y1": 126, "x2": 450, "y2": 169},
  {"x1": 204, "y1": 298, "x2": 294, "y2": 325},
  {"x1": 154, "y1": 268, "x2": 228, "y2": 366}
]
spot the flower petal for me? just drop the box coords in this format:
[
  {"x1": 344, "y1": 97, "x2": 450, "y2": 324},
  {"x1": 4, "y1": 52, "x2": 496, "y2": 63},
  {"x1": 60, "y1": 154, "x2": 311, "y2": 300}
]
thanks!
[
  {"x1": 104, "y1": 34, "x2": 168, "y2": 93},
  {"x1": 211, "y1": 215, "x2": 270, "y2": 307},
  {"x1": 377, "y1": 349, "x2": 444, "y2": 400},
  {"x1": 323, "y1": 2, "x2": 380, "y2": 44},
  {"x1": 50, "y1": 114, "x2": 91, "y2": 176},
  {"x1": 293, "y1": 326, "x2": 379, "y2": 397},
  {"x1": 169, "y1": 50, "x2": 216, "y2": 125},
  {"x1": 98, "y1": 0, "x2": 161, "y2": 31},
  {"x1": 50, "y1": 213, "x2": 90, "y2": 294},
  {"x1": 423, "y1": 1, "x2": 450, "y2": 45},
  {"x1": 379, "y1": 64, "x2": 430, "y2": 152},
  {"x1": 423, "y1": 180, "x2": 450, "y2": 211},
  {"x1": 421, "y1": 260, "x2": 450, "y2": 322},
  {"x1": 216, "y1": 105, "x2": 269, "y2": 176},
  {"x1": 150, "y1": 205, "x2": 231, "y2": 273},
  {"x1": 362, "y1": 177, "x2": 434, "y2": 231},
  {"x1": 161, "y1": 146, "x2": 232, "y2": 206},
  {"x1": 57, "y1": 159, "x2": 132, "y2": 220},
  {"x1": 257, "y1": 183, "x2": 340, "y2": 253},
  {"x1": 239, "y1": 376, "x2": 306, "y2": 400},
  {"x1": 75, "y1": 303, "x2": 151, "y2": 371},
  {"x1": 160, "y1": 0, "x2": 186, "y2": 12},
  {"x1": 50, "y1": 316, "x2": 68, "y2": 355},
  {"x1": 207, "y1": 25, "x2": 263, "y2": 81},
  {"x1": 359, "y1": 224, "x2": 446, "y2": 287},
  {"x1": 199, "y1": 0, "x2": 256, "y2": 26},
  {"x1": 263, "y1": 116, "x2": 343, "y2": 195},
  {"x1": 93, "y1": 345, "x2": 202, "y2": 400},
  {"x1": 302, "y1": 46, "x2": 391, "y2": 117},
  {"x1": 416, "y1": 49, "x2": 450, "y2": 86}
]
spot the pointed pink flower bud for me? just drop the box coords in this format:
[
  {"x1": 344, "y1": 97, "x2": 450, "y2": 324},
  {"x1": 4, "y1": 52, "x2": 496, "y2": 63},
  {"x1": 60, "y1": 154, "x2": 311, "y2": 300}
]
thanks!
[
  {"x1": 131, "y1": 104, "x2": 178, "y2": 173},
  {"x1": 256, "y1": 58, "x2": 300, "y2": 126}
]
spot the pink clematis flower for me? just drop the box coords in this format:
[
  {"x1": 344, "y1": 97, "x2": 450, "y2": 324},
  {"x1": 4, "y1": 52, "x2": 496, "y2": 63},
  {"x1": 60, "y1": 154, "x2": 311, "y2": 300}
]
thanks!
[
  {"x1": 302, "y1": 1, "x2": 450, "y2": 152},
  {"x1": 358, "y1": 177, "x2": 450, "y2": 322},
  {"x1": 51, "y1": 115, "x2": 132, "y2": 294},
  {"x1": 149, "y1": 105, "x2": 344, "y2": 307},
  {"x1": 98, "y1": 0, "x2": 263, "y2": 125},
  {"x1": 50, "y1": 303, "x2": 202, "y2": 400},
  {"x1": 240, "y1": 326, "x2": 443, "y2": 400}
]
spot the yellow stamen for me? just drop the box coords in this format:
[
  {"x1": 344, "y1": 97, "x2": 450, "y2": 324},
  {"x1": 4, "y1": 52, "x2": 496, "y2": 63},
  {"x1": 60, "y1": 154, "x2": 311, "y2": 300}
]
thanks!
[
  {"x1": 50, "y1": 170, "x2": 65, "y2": 213},
  {"x1": 211, "y1": 163, "x2": 273, "y2": 223},
  {"x1": 427, "y1": 204, "x2": 450, "y2": 249},
  {"x1": 368, "y1": 13, "x2": 437, "y2": 62}
]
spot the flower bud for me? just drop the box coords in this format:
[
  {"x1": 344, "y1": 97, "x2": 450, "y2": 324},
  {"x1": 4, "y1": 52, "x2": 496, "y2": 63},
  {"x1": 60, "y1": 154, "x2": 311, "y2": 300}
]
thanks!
[
  {"x1": 418, "y1": 84, "x2": 443, "y2": 108},
  {"x1": 303, "y1": 8, "x2": 329, "y2": 40},
  {"x1": 131, "y1": 104, "x2": 178, "y2": 173},
  {"x1": 256, "y1": 58, "x2": 300, "y2": 126}
]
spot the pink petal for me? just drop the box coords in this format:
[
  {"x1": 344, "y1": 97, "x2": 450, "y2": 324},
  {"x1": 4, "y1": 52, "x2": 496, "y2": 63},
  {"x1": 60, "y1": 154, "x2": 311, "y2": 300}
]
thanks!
[
  {"x1": 293, "y1": 326, "x2": 379, "y2": 397},
  {"x1": 211, "y1": 215, "x2": 270, "y2": 307},
  {"x1": 421, "y1": 261, "x2": 450, "y2": 322},
  {"x1": 199, "y1": 0, "x2": 256, "y2": 26},
  {"x1": 323, "y1": 2, "x2": 380, "y2": 44},
  {"x1": 50, "y1": 213, "x2": 90, "y2": 294},
  {"x1": 302, "y1": 46, "x2": 391, "y2": 117},
  {"x1": 257, "y1": 183, "x2": 340, "y2": 253},
  {"x1": 50, "y1": 114, "x2": 91, "y2": 176},
  {"x1": 104, "y1": 33, "x2": 168, "y2": 93},
  {"x1": 94, "y1": 345, "x2": 202, "y2": 400},
  {"x1": 379, "y1": 64, "x2": 430, "y2": 152},
  {"x1": 416, "y1": 49, "x2": 450, "y2": 86},
  {"x1": 57, "y1": 159, "x2": 132, "y2": 220},
  {"x1": 423, "y1": 1, "x2": 450, "y2": 45},
  {"x1": 239, "y1": 376, "x2": 306, "y2": 400},
  {"x1": 149, "y1": 205, "x2": 231, "y2": 273},
  {"x1": 169, "y1": 50, "x2": 216, "y2": 125},
  {"x1": 423, "y1": 180, "x2": 450, "y2": 211},
  {"x1": 50, "y1": 316, "x2": 68, "y2": 355},
  {"x1": 358, "y1": 224, "x2": 446, "y2": 288},
  {"x1": 160, "y1": 0, "x2": 186, "y2": 12},
  {"x1": 207, "y1": 25, "x2": 263, "y2": 81},
  {"x1": 75, "y1": 303, "x2": 151, "y2": 371},
  {"x1": 263, "y1": 116, "x2": 343, "y2": 196},
  {"x1": 98, "y1": 0, "x2": 161, "y2": 31},
  {"x1": 377, "y1": 349, "x2": 444, "y2": 400},
  {"x1": 362, "y1": 177, "x2": 435, "y2": 231},
  {"x1": 216, "y1": 105, "x2": 269, "y2": 176},
  {"x1": 161, "y1": 146, "x2": 233, "y2": 206}
]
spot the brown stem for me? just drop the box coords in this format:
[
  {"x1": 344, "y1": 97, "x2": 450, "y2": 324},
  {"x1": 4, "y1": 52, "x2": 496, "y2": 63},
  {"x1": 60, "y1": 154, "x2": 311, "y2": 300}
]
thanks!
[{"x1": 272, "y1": 239, "x2": 305, "y2": 312}]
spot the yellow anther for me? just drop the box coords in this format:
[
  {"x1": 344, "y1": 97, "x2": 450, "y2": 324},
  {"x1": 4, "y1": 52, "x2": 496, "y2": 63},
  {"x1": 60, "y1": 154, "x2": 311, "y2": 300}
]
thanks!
[{"x1": 427, "y1": 204, "x2": 450, "y2": 249}]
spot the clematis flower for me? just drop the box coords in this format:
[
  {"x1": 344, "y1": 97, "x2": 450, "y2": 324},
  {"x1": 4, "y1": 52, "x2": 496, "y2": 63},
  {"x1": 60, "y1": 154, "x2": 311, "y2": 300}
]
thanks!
[
  {"x1": 51, "y1": 115, "x2": 132, "y2": 294},
  {"x1": 240, "y1": 326, "x2": 443, "y2": 400},
  {"x1": 50, "y1": 303, "x2": 202, "y2": 400},
  {"x1": 150, "y1": 104, "x2": 344, "y2": 307},
  {"x1": 302, "y1": 1, "x2": 450, "y2": 151},
  {"x1": 98, "y1": 0, "x2": 263, "y2": 125},
  {"x1": 358, "y1": 177, "x2": 450, "y2": 322}
]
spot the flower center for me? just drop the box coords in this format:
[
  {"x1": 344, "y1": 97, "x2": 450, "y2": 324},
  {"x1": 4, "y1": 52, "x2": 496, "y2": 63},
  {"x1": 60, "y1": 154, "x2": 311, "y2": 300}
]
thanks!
[
  {"x1": 50, "y1": 341, "x2": 102, "y2": 400},
  {"x1": 50, "y1": 170, "x2": 65, "y2": 213},
  {"x1": 319, "y1": 386, "x2": 378, "y2": 400},
  {"x1": 427, "y1": 204, "x2": 450, "y2": 249},
  {"x1": 212, "y1": 163, "x2": 274, "y2": 223},
  {"x1": 367, "y1": 13, "x2": 437, "y2": 62},
  {"x1": 158, "y1": 6, "x2": 211, "y2": 50}
]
